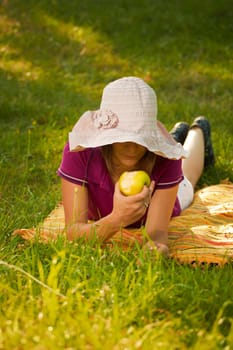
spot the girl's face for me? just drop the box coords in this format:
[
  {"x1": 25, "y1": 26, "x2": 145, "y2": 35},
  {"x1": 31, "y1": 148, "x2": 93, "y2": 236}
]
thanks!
[{"x1": 112, "y1": 142, "x2": 147, "y2": 170}]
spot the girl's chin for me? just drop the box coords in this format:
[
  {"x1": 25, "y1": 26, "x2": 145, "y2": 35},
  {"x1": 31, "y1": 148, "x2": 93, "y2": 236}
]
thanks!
[{"x1": 120, "y1": 159, "x2": 139, "y2": 169}]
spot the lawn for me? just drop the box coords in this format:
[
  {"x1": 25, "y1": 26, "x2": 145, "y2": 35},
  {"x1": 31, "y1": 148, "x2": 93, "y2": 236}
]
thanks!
[{"x1": 0, "y1": 0, "x2": 233, "y2": 349}]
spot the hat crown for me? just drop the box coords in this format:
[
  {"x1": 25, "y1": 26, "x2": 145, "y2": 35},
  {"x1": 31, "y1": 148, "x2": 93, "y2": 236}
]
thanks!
[{"x1": 100, "y1": 77, "x2": 157, "y2": 133}]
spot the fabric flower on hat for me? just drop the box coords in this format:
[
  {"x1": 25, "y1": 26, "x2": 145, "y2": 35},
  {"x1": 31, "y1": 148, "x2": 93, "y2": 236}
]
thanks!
[{"x1": 92, "y1": 110, "x2": 119, "y2": 129}]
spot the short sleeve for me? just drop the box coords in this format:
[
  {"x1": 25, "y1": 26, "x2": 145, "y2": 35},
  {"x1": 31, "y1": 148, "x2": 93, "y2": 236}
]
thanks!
[
  {"x1": 153, "y1": 157, "x2": 183, "y2": 189},
  {"x1": 57, "y1": 142, "x2": 89, "y2": 186}
]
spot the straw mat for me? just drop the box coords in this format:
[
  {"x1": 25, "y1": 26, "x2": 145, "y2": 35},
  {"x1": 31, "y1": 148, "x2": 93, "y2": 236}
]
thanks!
[{"x1": 13, "y1": 183, "x2": 233, "y2": 265}]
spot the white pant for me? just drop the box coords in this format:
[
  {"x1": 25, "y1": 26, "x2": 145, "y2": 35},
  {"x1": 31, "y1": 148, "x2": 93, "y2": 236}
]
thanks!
[{"x1": 177, "y1": 177, "x2": 194, "y2": 211}]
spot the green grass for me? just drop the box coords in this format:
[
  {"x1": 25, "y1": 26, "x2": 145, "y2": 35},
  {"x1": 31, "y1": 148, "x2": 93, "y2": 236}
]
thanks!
[{"x1": 0, "y1": 0, "x2": 233, "y2": 348}]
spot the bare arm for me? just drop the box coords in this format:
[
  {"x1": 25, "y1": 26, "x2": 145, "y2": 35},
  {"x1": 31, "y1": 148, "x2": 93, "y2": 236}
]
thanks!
[
  {"x1": 144, "y1": 185, "x2": 179, "y2": 252},
  {"x1": 61, "y1": 178, "x2": 153, "y2": 242}
]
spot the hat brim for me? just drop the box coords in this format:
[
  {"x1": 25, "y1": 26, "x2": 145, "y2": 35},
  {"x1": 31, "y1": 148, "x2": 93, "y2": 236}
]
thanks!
[{"x1": 69, "y1": 111, "x2": 189, "y2": 160}]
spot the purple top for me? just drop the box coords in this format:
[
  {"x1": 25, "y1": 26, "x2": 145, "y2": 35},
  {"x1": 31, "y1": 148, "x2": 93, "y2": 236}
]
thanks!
[{"x1": 57, "y1": 143, "x2": 183, "y2": 228}]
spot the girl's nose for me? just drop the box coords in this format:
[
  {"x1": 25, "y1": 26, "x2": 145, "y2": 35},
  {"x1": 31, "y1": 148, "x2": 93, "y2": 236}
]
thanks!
[{"x1": 125, "y1": 142, "x2": 138, "y2": 152}]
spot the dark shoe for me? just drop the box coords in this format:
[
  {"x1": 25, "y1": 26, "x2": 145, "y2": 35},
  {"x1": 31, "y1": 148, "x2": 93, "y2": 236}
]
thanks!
[
  {"x1": 190, "y1": 116, "x2": 215, "y2": 168},
  {"x1": 170, "y1": 122, "x2": 190, "y2": 145}
]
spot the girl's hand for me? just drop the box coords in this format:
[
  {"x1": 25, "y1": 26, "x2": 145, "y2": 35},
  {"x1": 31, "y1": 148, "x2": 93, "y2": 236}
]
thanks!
[
  {"x1": 143, "y1": 240, "x2": 169, "y2": 257},
  {"x1": 111, "y1": 181, "x2": 155, "y2": 227}
]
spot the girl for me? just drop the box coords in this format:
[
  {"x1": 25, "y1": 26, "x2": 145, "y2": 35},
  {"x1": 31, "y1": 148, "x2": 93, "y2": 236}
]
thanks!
[{"x1": 57, "y1": 77, "x2": 215, "y2": 254}]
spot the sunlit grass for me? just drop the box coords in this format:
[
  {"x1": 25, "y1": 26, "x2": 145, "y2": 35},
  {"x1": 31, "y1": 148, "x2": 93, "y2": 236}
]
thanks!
[
  {"x1": 0, "y1": 59, "x2": 43, "y2": 81},
  {"x1": 1, "y1": 242, "x2": 233, "y2": 349}
]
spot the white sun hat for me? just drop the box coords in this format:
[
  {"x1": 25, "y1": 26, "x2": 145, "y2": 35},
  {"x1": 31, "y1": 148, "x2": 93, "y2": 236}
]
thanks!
[{"x1": 69, "y1": 77, "x2": 188, "y2": 159}]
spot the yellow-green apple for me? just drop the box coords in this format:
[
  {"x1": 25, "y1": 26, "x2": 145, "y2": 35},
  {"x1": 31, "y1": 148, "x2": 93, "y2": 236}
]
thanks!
[{"x1": 119, "y1": 170, "x2": 151, "y2": 196}]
